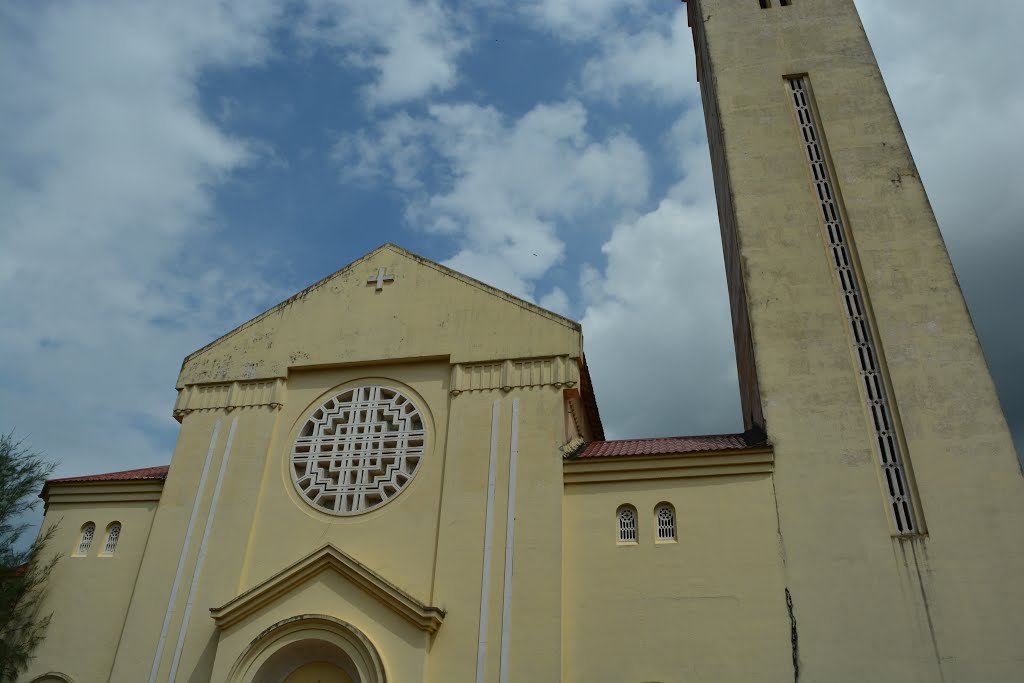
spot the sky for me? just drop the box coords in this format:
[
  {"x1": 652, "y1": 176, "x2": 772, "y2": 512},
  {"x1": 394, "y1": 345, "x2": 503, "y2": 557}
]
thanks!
[{"x1": 2, "y1": 0, "x2": 1022, "y2": 534}]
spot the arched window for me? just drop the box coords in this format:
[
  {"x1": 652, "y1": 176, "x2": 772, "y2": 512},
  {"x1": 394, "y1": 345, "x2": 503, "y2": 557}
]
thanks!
[
  {"x1": 656, "y1": 503, "x2": 676, "y2": 542},
  {"x1": 102, "y1": 522, "x2": 122, "y2": 555},
  {"x1": 617, "y1": 505, "x2": 638, "y2": 543},
  {"x1": 76, "y1": 522, "x2": 95, "y2": 556}
]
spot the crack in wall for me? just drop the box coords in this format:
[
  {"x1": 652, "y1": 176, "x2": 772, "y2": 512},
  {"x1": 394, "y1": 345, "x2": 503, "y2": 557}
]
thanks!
[
  {"x1": 907, "y1": 538, "x2": 947, "y2": 683},
  {"x1": 785, "y1": 588, "x2": 800, "y2": 681}
]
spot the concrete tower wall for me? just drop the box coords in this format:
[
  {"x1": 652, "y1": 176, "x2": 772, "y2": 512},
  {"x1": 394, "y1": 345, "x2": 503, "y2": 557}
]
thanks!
[{"x1": 686, "y1": 0, "x2": 1024, "y2": 680}]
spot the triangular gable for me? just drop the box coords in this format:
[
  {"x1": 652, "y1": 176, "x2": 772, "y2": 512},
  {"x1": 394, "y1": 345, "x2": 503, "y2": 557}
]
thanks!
[
  {"x1": 177, "y1": 243, "x2": 583, "y2": 388},
  {"x1": 210, "y1": 544, "x2": 444, "y2": 633}
]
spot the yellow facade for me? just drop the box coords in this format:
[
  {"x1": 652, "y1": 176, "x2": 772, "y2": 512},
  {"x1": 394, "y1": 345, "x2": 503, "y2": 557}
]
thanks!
[{"x1": 21, "y1": 2, "x2": 1024, "y2": 682}]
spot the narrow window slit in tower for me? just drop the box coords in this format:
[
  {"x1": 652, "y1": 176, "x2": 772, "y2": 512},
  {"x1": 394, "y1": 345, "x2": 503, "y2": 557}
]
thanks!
[
  {"x1": 759, "y1": 0, "x2": 771, "y2": 9},
  {"x1": 787, "y1": 76, "x2": 917, "y2": 534}
]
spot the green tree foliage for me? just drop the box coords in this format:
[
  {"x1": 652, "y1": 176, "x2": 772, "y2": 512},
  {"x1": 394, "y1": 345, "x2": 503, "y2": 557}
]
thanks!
[{"x1": 0, "y1": 433, "x2": 58, "y2": 683}]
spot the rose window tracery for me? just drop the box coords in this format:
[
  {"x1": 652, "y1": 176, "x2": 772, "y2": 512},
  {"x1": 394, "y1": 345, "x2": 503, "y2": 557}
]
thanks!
[{"x1": 291, "y1": 385, "x2": 426, "y2": 515}]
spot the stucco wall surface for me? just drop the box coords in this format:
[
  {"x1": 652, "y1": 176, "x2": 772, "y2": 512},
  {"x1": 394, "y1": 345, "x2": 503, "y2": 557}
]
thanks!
[
  {"x1": 691, "y1": 0, "x2": 1024, "y2": 679},
  {"x1": 176, "y1": 244, "x2": 581, "y2": 388},
  {"x1": 77, "y1": 248, "x2": 583, "y2": 682},
  {"x1": 21, "y1": 492, "x2": 159, "y2": 683},
  {"x1": 562, "y1": 473, "x2": 792, "y2": 682}
]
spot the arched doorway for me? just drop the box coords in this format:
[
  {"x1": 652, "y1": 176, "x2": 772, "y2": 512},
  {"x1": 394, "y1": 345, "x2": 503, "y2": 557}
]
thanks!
[
  {"x1": 283, "y1": 661, "x2": 353, "y2": 683},
  {"x1": 254, "y1": 638, "x2": 358, "y2": 682},
  {"x1": 227, "y1": 615, "x2": 386, "y2": 683}
]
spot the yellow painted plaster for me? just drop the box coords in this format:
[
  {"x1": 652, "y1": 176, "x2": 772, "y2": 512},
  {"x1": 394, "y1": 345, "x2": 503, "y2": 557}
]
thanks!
[{"x1": 20, "y1": 2, "x2": 1024, "y2": 677}]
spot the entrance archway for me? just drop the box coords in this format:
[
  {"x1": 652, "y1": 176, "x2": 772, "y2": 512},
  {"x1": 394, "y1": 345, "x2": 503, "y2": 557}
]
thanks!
[
  {"x1": 283, "y1": 661, "x2": 353, "y2": 683},
  {"x1": 227, "y1": 615, "x2": 386, "y2": 683}
]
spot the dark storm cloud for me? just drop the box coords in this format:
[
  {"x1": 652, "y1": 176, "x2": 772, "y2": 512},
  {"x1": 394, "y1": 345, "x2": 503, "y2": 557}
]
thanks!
[{"x1": 859, "y1": 0, "x2": 1024, "y2": 462}]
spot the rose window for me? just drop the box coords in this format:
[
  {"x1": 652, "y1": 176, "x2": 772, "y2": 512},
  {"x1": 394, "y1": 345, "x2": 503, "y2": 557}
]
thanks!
[{"x1": 291, "y1": 385, "x2": 426, "y2": 515}]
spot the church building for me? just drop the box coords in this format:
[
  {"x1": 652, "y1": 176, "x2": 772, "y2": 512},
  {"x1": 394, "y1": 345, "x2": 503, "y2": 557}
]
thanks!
[{"x1": 21, "y1": 1, "x2": 1024, "y2": 682}]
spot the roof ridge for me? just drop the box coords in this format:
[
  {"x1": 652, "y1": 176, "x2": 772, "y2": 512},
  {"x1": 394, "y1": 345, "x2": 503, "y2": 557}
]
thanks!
[
  {"x1": 593, "y1": 431, "x2": 750, "y2": 444},
  {"x1": 570, "y1": 429, "x2": 769, "y2": 460},
  {"x1": 47, "y1": 464, "x2": 170, "y2": 484}
]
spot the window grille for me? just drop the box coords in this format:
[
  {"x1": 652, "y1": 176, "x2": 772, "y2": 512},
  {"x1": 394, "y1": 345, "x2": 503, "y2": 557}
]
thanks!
[
  {"x1": 103, "y1": 523, "x2": 121, "y2": 554},
  {"x1": 617, "y1": 506, "x2": 637, "y2": 543},
  {"x1": 77, "y1": 523, "x2": 95, "y2": 555},
  {"x1": 291, "y1": 385, "x2": 426, "y2": 515},
  {"x1": 656, "y1": 504, "x2": 676, "y2": 541},
  {"x1": 787, "y1": 76, "x2": 917, "y2": 534}
]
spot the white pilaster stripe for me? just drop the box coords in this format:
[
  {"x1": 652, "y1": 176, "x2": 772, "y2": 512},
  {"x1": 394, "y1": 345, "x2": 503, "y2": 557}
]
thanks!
[
  {"x1": 498, "y1": 398, "x2": 520, "y2": 683},
  {"x1": 167, "y1": 415, "x2": 238, "y2": 682},
  {"x1": 474, "y1": 400, "x2": 502, "y2": 683},
  {"x1": 148, "y1": 420, "x2": 221, "y2": 683}
]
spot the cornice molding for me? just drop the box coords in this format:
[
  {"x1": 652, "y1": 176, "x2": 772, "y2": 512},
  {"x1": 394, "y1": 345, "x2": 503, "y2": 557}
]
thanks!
[
  {"x1": 210, "y1": 543, "x2": 445, "y2": 634},
  {"x1": 173, "y1": 378, "x2": 286, "y2": 421},
  {"x1": 562, "y1": 447, "x2": 774, "y2": 485},
  {"x1": 450, "y1": 355, "x2": 578, "y2": 395},
  {"x1": 44, "y1": 480, "x2": 165, "y2": 510}
]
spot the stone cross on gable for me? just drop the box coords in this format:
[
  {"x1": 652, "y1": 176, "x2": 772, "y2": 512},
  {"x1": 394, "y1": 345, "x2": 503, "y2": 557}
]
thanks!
[{"x1": 367, "y1": 267, "x2": 395, "y2": 291}]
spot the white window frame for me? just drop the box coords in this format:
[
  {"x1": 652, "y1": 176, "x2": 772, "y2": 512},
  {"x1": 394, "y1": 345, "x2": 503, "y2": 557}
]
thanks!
[
  {"x1": 101, "y1": 522, "x2": 121, "y2": 556},
  {"x1": 617, "y1": 505, "x2": 638, "y2": 544},
  {"x1": 655, "y1": 503, "x2": 677, "y2": 543},
  {"x1": 75, "y1": 522, "x2": 95, "y2": 556}
]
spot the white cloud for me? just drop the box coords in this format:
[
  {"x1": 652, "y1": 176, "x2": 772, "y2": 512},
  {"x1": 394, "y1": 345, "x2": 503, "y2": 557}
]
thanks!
[
  {"x1": 521, "y1": 0, "x2": 637, "y2": 40},
  {"x1": 0, "y1": 0, "x2": 285, "y2": 478},
  {"x1": 579, "y1": 104, "x2": 741, "y2": 439},
  {"x1": 581, "y1": 196, "x2": 740, "y2": 440},
  {"x1": 335, "y1": 100, "x2": 650, "y2": 300},
  {"x1": 856, "y1": 0, "x2": 1024, "y2": 458},
  {"x1": 539, "y1": 287, "x2": 571, "y2": 316},
  {"x1": 333, "y1": 112, "x2": 431, "y2": 191},
  {"x1": 581, "y1": 8, "x2": 698, "y2": 104},
  {"x1": 295, "y1": 0, "x2": 468, "y2": 107}
]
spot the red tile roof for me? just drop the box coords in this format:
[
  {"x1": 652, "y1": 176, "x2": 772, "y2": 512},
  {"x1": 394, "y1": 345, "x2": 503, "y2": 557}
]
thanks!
[
  {"x1": 569, "y1": 429, "x2": 768, "y2": 459},
  {"x1": 47, "y1": 465, "x2": 170, "y2": 484}
]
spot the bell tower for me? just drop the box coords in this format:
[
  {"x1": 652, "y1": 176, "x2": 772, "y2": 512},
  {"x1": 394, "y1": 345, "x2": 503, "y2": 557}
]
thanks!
[{"x1": 683, "y1": 0, "x2": 1024, "y2": 679}]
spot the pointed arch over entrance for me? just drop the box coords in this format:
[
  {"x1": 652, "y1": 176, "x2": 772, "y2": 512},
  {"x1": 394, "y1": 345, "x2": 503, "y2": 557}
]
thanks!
[{"x1": 226, "y1": 614, "x2": 386, "y2": 683}]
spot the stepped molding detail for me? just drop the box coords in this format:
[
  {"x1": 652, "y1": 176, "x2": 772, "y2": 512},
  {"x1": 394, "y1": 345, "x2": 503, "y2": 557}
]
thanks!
[
  {"x1": 173, "y1": 378, "x2": 286, "y2": 419},
  {"x1": 450, "y1": 355, "x2": 578, "y2": 395}
]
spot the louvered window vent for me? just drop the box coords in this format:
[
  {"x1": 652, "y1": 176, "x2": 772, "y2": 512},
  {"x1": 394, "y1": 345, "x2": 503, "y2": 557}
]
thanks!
[{"x1": 787, "y1": 77, "x2": 917, "y2": 534}]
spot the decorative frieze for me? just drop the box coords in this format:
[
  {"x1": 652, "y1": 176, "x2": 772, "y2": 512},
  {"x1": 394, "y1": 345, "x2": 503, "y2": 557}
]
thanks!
[
  {"x1": 450, "y1": 355, "x2": 578, "y2": 395},
  {"x1": 173, "y1": 378, "x2": 285, "y2": 418}
]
